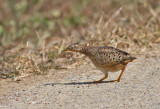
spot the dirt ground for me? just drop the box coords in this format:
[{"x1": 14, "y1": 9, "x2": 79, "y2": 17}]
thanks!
[{"x1": 0, "y1": 48, "x2": 160, "y2": 109}]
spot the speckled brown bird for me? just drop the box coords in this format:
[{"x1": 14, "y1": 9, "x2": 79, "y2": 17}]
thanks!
[{"x1": 65, "y1": 43, "x2": 136, "y2": 83}]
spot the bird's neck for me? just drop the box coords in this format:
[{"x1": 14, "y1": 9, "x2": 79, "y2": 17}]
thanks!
[{"x1": 74, "y1": 47, "x2": 88, "y2": 55}]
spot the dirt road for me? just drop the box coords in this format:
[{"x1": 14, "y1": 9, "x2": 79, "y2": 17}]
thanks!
[{"x1": 0, "y1": 54, "x2": 160, "y2": 109}]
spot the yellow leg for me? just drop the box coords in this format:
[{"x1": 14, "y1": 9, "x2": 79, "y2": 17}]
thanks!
[
  {"x1": 113, "y1": 65, "x2": 126, "y2": 82},
  {"x1": 93, "y1": 74, "x2": 108, "y2": 83}
]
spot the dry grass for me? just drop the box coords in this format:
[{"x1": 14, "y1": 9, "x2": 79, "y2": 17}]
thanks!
[{"x1": 0, "y1": 0, "x2": 160, "y2": 80}]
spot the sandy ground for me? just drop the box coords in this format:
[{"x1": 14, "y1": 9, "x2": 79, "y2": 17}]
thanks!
[{"x1": 0, "y1": 53, "x2": 160, "y2": 109}]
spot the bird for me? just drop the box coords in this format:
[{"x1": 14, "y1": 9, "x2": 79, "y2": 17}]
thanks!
[{"x1": 64, "y1": 43, "x2": 136, "y2": 83}]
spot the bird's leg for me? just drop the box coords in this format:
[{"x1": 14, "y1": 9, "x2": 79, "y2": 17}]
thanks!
[
  {"x1": 112, "y1": 65, "x2": 126, "y2": 82},
  {"x1": 93, "y1": 74, "x2": 108, "y2": 83}
]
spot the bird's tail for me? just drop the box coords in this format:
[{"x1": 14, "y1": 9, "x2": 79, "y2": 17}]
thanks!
[
  {"x1": 123, "y1": 56, "x2": 136, "y2": 64},
  {"x1": 129, "y1": 56, "x2": 136, "y2": 61}
]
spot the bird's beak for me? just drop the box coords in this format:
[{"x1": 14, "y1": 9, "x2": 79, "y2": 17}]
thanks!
[{"x1": 63, "y1": 48, "x2": 71, "y2": 52}]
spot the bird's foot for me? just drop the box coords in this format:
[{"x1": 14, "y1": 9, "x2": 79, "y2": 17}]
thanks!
[
  {"x1": 111, "y1": 79, "x2": 120, "y2": 82},
  {"x1": 93, "y1": 80, "x2": 102, "y2": 83}
]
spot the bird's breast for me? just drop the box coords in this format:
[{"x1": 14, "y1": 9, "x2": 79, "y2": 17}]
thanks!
[{"x1": 97, "y1": 64, "x2": 125, "y2": 72}]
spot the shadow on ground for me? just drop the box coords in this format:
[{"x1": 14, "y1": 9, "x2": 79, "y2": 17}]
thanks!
[{"x1": 44, "y1": 81, "x2": 115, "y2": 86}]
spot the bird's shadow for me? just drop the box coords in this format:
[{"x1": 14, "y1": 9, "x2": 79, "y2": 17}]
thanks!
[{"x1": 44, "y1": 80, "x2": 115, "y2": 86}]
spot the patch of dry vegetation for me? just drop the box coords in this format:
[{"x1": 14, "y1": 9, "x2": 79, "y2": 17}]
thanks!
[{"x1": 0, "y1": 0, "x2": 160, "y2": 80}]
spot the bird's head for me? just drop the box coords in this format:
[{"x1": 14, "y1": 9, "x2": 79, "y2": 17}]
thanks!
[{"x1": 64, "y1": 43, "x2": 86, "y2": 53}]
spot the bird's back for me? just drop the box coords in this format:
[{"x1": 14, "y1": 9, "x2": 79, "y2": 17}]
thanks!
[{"x1": 82, "y1": 46, "x2": 136, "y2": 67}]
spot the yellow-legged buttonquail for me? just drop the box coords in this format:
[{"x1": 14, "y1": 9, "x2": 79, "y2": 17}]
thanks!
[{"x1": 65, "y1": 43, "x2": 136, "y2": 83}]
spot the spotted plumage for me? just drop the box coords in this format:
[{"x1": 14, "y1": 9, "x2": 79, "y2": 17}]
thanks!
[{"x1": 65, "y1": 43, "x2": 136, "y2": 83}]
